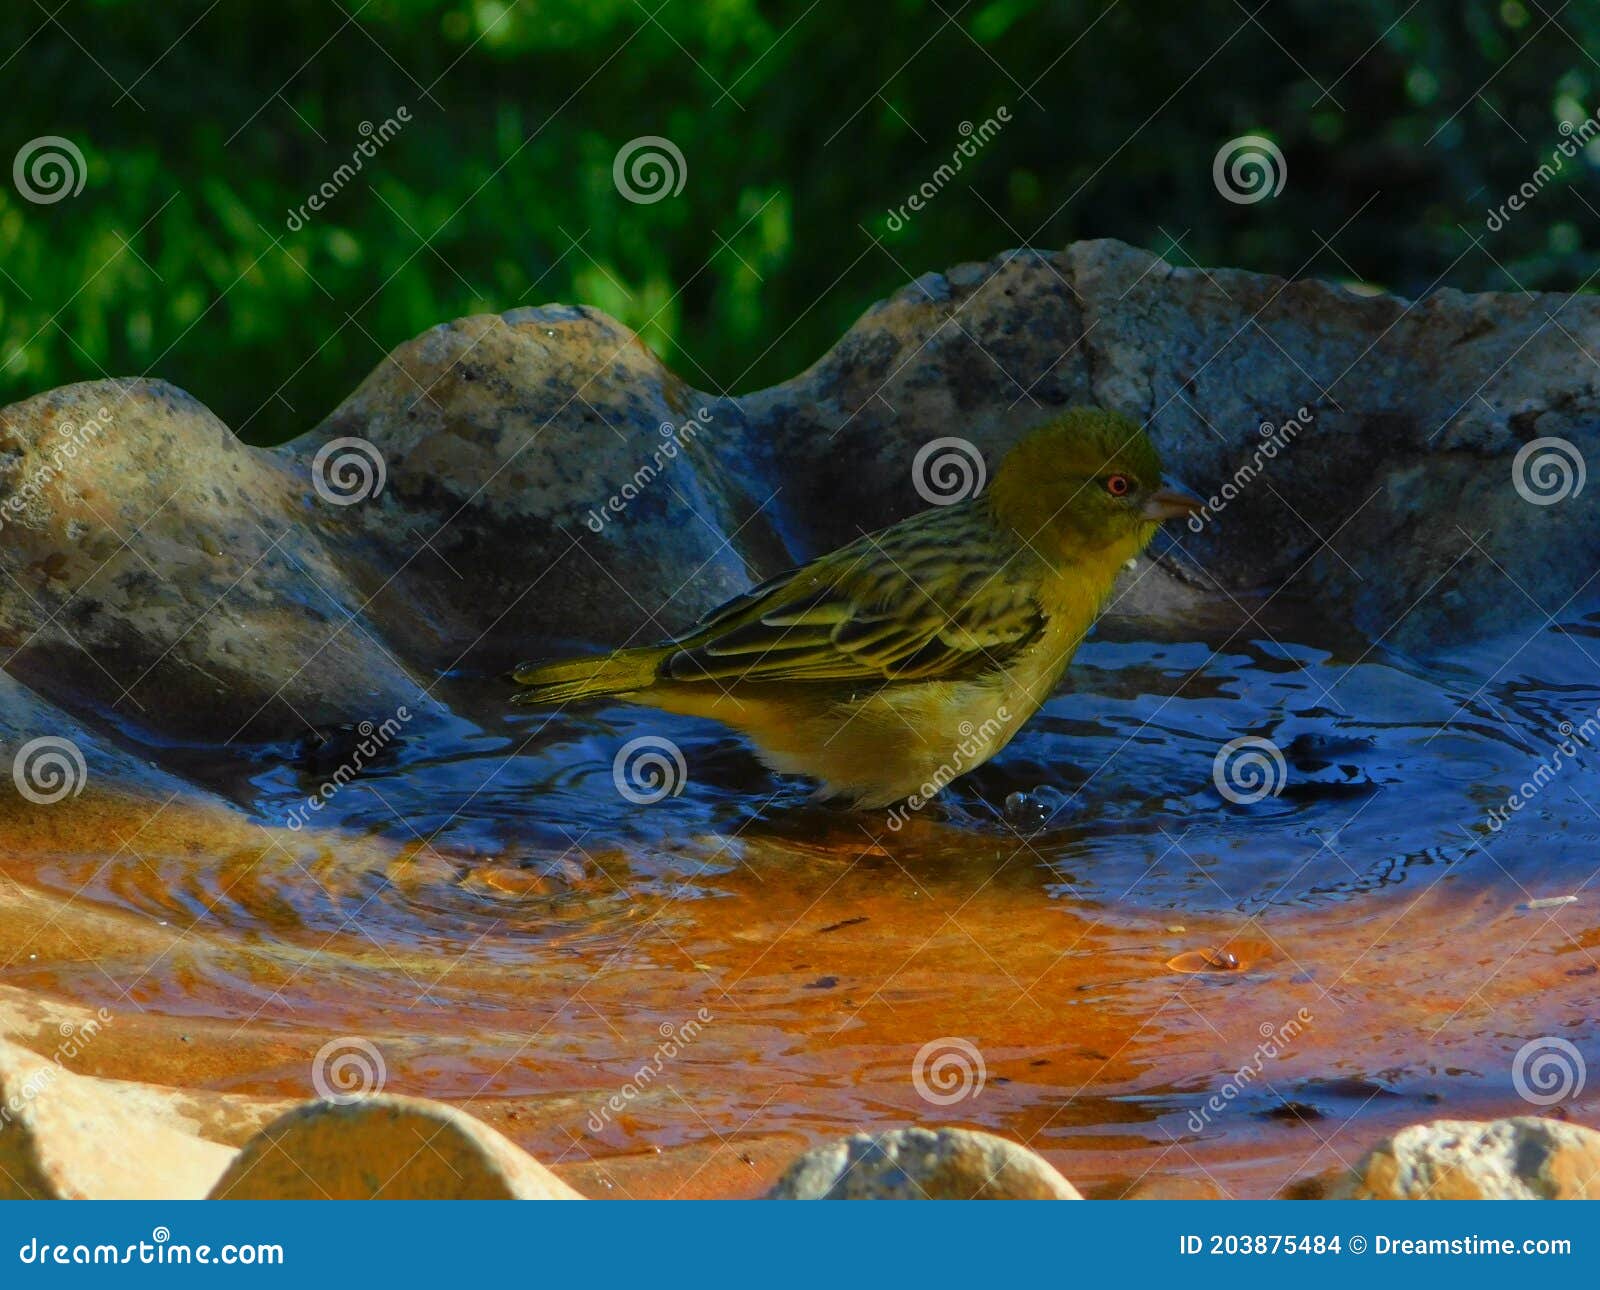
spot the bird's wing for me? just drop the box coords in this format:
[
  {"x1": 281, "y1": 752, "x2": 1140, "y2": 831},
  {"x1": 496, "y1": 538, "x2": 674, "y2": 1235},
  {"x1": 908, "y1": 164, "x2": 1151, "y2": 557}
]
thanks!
[{"x1": 662, "y1": 508, "x2": 1044, "y2": 685}]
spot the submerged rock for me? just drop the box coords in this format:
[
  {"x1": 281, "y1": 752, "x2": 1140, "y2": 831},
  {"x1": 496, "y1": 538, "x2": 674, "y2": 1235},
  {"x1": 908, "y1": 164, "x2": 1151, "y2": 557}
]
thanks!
[
  {"x1": 1335, "y1": 1116, "x2": 1600, "y2": 1199},
  {"x1": 766, "y1": 1126, "x2": 1081, "y2": 1199}
]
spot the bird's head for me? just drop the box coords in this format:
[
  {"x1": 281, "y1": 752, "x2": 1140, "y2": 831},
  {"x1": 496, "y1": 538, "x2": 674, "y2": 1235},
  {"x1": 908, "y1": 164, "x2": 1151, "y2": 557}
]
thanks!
[{"x1": 987, "y1": 407, "x2": 1200, "y2": 563}]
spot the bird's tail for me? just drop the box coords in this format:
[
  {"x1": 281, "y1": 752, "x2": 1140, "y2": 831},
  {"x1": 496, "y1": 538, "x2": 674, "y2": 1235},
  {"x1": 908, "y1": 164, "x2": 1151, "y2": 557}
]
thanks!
[{"x1": 511, "y1": 647, "x2": 664, "y2": 705}]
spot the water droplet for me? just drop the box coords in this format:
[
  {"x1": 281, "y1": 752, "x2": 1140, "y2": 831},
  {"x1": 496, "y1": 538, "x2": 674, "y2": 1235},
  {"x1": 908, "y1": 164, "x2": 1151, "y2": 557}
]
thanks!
[{"x1": 1003, "y1": 785, "x2": 1066, "y2": 830}]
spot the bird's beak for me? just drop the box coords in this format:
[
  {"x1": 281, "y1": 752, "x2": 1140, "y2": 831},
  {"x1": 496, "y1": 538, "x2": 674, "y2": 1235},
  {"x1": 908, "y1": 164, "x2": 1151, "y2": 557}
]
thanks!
[{"x1": 1140, "y1": 477, "x2": 1205, "y2": 522}]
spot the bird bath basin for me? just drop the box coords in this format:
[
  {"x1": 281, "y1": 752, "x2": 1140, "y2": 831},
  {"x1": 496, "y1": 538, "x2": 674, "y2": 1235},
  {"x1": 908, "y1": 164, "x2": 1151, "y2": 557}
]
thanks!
[
  {"x1": 5, "y1": 593, "x2": 1596, "y2": 1197},
  {"x1": 3, "y1": 241, "x2": 1598, "y2": 1195}
]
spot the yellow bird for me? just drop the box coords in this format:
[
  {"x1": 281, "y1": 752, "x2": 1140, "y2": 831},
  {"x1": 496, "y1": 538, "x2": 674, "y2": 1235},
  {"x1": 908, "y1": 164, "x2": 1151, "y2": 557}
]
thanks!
[{"x1": 513, "y1": 408, "x2": 1200, "y2": 808}]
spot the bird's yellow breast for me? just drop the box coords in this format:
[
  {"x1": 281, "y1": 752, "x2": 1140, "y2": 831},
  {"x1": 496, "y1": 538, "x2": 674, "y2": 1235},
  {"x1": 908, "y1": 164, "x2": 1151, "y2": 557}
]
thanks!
[{"x1": 635, "y1": 557, "x2": 1123, "y2": 808}]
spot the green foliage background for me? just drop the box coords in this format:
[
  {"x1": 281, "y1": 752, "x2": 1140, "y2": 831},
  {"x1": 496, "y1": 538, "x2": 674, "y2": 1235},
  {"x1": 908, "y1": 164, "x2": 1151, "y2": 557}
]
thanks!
[{"x1": 2, "y1": 0, "x2": 1597, "y2": 443}]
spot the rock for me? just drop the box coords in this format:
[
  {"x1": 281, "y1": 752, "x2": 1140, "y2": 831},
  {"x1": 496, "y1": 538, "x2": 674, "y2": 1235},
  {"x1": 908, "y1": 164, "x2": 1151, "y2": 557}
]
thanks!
[
  {"x1": 301, "y1": 308, "x2": 783, "y2": 667},
  {"x1": 766, "y1": 1127, "x2": 1081, "y2": 1199},
  {"x1": 1064, "y1": 242, "x2": 1600, "y2": 650},
  {"x1": 0, "y1": 990, "x2": 298, "y2": 1149},
  {"x1": 208, "y1": 1096, "x2": 584, "y2": 1199},
  {"x1": 5, "y1": 238, "x2": 1596, "y2": 762},
  {"x1": 1334, "y1": 1116, "x2": 1600, "y2": 1199},
  {"x1": 0, "y1": 380, "x2": 438, "y2": 743},
  {"x1": 0, "y1": 667, "x2": 232, "y2": 814},
  {"x1": 0, "y1": 1036, "x2": 236, "y2": 1199}
]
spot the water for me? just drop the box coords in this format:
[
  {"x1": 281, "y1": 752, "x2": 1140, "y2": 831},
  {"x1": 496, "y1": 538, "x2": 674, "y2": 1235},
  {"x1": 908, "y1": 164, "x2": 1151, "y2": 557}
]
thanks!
[
  {"x1": 223, "y1": 601, "x2": 1600, "y2": 917},
  {"x1": 4, "y1": 597, "x2": 1599, "y2": 1196}
]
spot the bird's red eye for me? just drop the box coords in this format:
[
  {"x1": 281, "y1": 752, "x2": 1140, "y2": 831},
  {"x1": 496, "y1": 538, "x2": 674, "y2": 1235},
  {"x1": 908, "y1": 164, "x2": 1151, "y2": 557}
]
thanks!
[{"x1": 1105, "y1": 474, "x2": 1131, "y2": 497}]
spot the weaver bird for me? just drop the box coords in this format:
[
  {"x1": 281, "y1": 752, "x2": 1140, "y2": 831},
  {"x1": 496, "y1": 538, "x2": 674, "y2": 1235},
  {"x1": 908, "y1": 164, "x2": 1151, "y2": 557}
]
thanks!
[{"x1": 513, "y1": 408, "x2": 1200, "y2": 808}]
